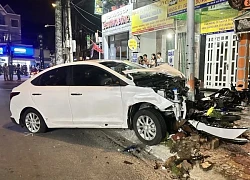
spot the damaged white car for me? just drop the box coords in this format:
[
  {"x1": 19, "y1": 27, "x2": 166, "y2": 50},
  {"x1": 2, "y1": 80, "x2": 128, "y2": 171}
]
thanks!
[{"x1": 10, "y1": 60, "x2": 189, "y2": 145}]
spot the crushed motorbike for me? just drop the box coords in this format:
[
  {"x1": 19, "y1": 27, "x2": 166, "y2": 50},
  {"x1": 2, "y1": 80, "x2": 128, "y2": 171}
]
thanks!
[{"x1": 194, "y1": 81, "x2": 250, "y2": 111}]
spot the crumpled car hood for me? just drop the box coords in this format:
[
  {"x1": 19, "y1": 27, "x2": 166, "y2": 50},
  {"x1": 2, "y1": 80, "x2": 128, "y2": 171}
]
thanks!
[{"x1": 123, "y1": 63, "x2": 185, "y2": 78}]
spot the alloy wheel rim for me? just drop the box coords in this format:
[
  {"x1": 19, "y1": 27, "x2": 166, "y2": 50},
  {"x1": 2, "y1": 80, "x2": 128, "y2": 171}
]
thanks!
[
  {"x1": 25, "y1": 112, "x2": 41, "y2": 133},
  {"x1": 136, "y1": 115, "x2": 156, "y2": 141}
]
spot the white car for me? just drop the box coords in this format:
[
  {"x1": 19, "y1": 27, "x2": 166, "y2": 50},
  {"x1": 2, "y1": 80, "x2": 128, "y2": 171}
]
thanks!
[{"x1": 10, "y1": 60, "x2": 187, "y2": 145}]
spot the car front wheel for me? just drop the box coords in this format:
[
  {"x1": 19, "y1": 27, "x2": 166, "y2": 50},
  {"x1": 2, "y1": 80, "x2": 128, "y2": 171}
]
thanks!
[
  {"x1": 133, "y1": 108, "x2": 167, "y2": 146},
  {"x1": 23, "y1": 109, "x2": 47, "y2": 133}
]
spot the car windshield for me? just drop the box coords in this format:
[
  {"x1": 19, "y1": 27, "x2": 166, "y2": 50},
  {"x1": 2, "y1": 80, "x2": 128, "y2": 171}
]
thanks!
[{"x1": 100, "y1": 61, "x2": 145, "y2": 75}]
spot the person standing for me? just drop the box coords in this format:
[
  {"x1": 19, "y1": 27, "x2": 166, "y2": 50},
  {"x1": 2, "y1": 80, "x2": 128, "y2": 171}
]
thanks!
[
  {"x1": 141, "y1": 60, "x2": 148, "y2": 68},
  {"x1": 3, "y1": 63, "x2": 9, "y2": 81},
  {"x1": 143, "y1": 54, "x2": 149, "y2": 66},
  {"x1": 149, "y1": 53, "x2": 157, "y2": 67},
  {"x1": 9, "y1": 63, "x2": 14, "y2": 81},
  {"x1": 138, "y1": 56, "x2": 143, "y2": 64},
  {"x1": 156, "y1": 52, "x2": 164, "y2": 66},
  {"x1": 16, "y1": 64, "x2": 21, "y2": 81}
]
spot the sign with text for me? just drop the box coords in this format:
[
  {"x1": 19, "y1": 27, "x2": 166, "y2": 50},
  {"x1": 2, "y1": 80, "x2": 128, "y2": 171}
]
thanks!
[
  {"x1": 201, "y1": 18, "x2": 234, "y2": 34},
  {"x1": 94, "y1": 0, "x2": 103, "y2": 15},
  {"x1": 128, "y1": 39, "x2": 137, "y2": 51},
  {"x1": 168, "y1": 0, "x2": 227, "y2": 17},
  {"x1": 131, "y1": 1, "x2": 174, "y2": 35},
  {"x1": 102, "y1": 4, "x2": 133, "y2": 36}
]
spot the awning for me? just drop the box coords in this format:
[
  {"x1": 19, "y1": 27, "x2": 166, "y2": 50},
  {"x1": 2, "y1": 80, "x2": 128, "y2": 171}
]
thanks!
[{"x1": 234, "y1": 11, "x2": 250, "y2": 34}]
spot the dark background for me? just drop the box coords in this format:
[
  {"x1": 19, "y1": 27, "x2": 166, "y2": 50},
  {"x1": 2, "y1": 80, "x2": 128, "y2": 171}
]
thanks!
[{"x1": 0, "y1": 0, "x2": 102, "y2": 51}]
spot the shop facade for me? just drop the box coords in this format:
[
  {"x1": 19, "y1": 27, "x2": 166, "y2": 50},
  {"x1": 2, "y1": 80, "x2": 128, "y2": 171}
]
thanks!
[
  {"x1": 102, "y1": 4, "x2": 133, "y2": 60},
  {"x1": 198, "y1": 2, "x2": 239, "y2": 89},
  {"x1": 129, "y1": 0, "x2": 239, "y2": 89},
  {"x1": 131, "y1": 1, "x2": 175, "y2": 65},
  {"x1": 0, "y1": 44, "x2": 35, "y2": 70}
]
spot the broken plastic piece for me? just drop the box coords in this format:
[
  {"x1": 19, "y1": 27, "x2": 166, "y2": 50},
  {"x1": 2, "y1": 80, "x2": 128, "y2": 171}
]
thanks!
[{"x1": 188, "y1": 120, "x2": 248, "y2": 140}]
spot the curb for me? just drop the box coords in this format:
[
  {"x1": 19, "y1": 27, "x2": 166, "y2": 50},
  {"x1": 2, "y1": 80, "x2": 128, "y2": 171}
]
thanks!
[{"x1": 101, "y1": 130, "x2": 171, "y2": 178}]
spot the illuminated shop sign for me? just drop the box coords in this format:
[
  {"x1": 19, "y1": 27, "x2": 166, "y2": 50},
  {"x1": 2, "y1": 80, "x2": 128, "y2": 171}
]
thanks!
[
  {"x1": 0, "y1": 47, "x2": 3, "y2": 55},
  {"x1": 102, "y1": 4, "x2": 133, "y2": 35},
  {"x1": 11, "y1": 46, "x2": 34, "y2": 57}
]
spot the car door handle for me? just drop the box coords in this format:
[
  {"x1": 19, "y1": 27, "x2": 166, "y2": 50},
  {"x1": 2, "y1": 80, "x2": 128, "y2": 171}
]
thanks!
[
  {"x1": 32, "y1": 93, "x2": 42, "y2": 96},
  {"x1": 71, "y1": 93, "x2": 82, "y2": 96}
]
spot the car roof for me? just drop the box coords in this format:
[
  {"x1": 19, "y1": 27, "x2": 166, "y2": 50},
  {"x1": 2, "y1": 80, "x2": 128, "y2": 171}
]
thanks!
[
  {"x1": 27, "y1": 59, "x2": 135, "y2": 85},
  {"x1": 51, "y1": 59, "x2": 126, "y2": 68}
]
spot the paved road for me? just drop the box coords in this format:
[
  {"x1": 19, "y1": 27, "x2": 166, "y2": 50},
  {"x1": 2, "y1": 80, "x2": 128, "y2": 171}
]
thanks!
[{"x1": 0, "y1": 78, "x2": 168, "y2": 180}]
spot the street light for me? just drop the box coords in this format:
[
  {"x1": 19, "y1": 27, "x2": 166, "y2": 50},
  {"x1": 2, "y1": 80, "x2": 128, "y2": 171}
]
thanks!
[
  {"x1": 45, "y1": 24, "x2": 55, "y2": 28},
  {"x1": 52, "y1": 3, "x2": 57, "y2": 8}
]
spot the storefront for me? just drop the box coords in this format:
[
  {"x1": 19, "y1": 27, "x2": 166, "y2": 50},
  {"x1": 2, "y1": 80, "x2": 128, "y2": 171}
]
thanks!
[
  {"x1": 102, "y1": 4, "x2": 133, "y2": 60},
  {"x1": 131, "y1": 1, "x2": 175, "y2": 65},
  {"x1": 0, "y1": 44, "x2": 35, "y2": 70},
  {"x1": 199, "y1": 2, "x2": 239, "y2": 89}
]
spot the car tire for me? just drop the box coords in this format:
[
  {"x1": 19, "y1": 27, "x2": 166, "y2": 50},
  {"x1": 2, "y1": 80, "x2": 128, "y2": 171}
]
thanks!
[
  {"x1": 22, "y1": 109, "x2": 47, "y2": 133},
  {"x1": 133, "y1": 108, "x2": 167, "y2": 146}
]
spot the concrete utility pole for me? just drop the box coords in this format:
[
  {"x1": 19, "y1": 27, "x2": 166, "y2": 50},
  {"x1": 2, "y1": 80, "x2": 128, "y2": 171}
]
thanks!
[
  {"x1": 55, "y1": 0, "x2": 64, "y2": 65},
  {"x1": 186, "y1": 0, "x2": 195, "y2": 101},
  {"x1": 67, "y1": 0, "x2": 74, "y2": 62}
]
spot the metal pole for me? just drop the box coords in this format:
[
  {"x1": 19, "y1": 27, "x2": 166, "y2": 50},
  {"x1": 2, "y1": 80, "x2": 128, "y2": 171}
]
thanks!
[
  {"x1": 186, "y1": 0, "x2": 195, "y2": 101},
  {"x1": 63, "y1": 1, "x2": 68, "y2": 63},
  {"x1": 120, "y1": 46, "x2": 121, "y2": 60},
  {"x1": 55, "y1": 0, "x2": 63, "y2": 65},
  {"x1": 67, "y1": 0, "x2": 74, "y2": 62}
]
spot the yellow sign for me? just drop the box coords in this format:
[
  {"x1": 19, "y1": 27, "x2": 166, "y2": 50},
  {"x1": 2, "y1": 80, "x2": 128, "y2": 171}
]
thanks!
[
  {"x1": 168, "y1": 0, "x2": 223, "y2": 16},
  {"x1": 200, "y1": 18, "x2": 234, "y2": 34},
  {"x1": 131, "y1": 1, "x2": 174, "y2": 35},
  {"x1": 128, "y1": 39, "x2": 137, "y2": 51}
]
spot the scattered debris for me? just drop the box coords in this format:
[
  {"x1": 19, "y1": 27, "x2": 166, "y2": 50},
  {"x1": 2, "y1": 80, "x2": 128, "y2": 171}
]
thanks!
[
  {"x1": 164, "y1": 156, "x2": 177, "y2": 168},
  {"x1": 24, "y1": 132, "x2": 33, "y2": 137},
  {"x1": 154, "y1": 160, "x2": 162, "y2": 170},
  {"x1": 123, "y1": 160, "x2": 133, "y2": 165},
  {"x1": 200, "y1": 161, "x2": 213, "y2": 171},
  {"x1": 123, "y1": 145, "x2": 141, "y2": 153},
  {"x1": 210, "y1": 138, "x2": 220, "y2": 150},
  {"x1": 170, "y1": 132, "x2": 186, "y2": 141},
  {"x1": 181, "y1": 160, "x2": 192, "y2": 171}
]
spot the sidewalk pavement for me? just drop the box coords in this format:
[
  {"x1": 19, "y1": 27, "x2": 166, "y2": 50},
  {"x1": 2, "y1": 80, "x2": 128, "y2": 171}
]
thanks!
[{"x1": 0, "y1": 74, "x2": 29, "y2": 83}]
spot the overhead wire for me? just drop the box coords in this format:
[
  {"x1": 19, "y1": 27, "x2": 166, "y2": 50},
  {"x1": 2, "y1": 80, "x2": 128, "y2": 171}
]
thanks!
[
  {"x1": 71, "y1": 2, "x2": 101, "y2": 30},
  {"x1": 77, "y1": 21, "x2": 96, "y2": 33},
  {"x1": 72, "y1": 2, "x2": 101, "y2": 20}
]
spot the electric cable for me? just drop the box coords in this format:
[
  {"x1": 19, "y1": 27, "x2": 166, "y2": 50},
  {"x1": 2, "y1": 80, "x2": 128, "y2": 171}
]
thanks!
[
  {"x1": 71, "y1": 2, "x2": 101, "y2": 20},
  {"x1": 71, "y1": 3, "x2": 101, "y2": 30},
  {"x1": 77, "y1": 21, "x2": 96, "y2": 33}
]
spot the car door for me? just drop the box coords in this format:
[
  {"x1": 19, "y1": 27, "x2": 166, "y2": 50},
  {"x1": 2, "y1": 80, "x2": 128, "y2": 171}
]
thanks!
[
  {"x1": 69, "y1": 64, "x2": 124, "y2": 127},
  {"x1": 30, "y1": 66, "x2": 73, "y2": 127}
]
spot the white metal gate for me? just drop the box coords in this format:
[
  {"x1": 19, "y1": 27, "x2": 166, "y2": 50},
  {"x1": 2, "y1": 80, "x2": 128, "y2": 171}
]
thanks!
[{"x1": 204, "y1": 32, "x2": 238, "y2": 89}]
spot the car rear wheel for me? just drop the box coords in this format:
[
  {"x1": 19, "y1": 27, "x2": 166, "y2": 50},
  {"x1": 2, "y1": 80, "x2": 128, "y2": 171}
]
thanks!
[
  {"x1": 23, "y1": 109, "x2": 47, "y2": 133},
  {"x1": 133, "y1": 108, "x2": 167, "y2": 146}
]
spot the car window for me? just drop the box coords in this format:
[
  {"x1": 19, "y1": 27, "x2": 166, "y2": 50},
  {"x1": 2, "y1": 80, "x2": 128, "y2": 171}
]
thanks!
[
  {"x1": 71, "y1": 65, "x2": 122, "y2": 86},
  {"x1": 100, "y1": 61, "x2": 144, "y2": 75},
  {"x1": 31, "y1": 66, "x2": 70, "y2": 86}
]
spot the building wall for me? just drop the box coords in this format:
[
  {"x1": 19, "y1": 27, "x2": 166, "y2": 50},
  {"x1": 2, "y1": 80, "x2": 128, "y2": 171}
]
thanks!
[
  {"x1": 5, "y1": 13, "x2": 21, "y2": 42},
  {"x1": 138, "y1": 31, "x2": 156, "y2": 58},
  {"x1": 0, "y1": 4, "x2": 21, "y2": 43}
]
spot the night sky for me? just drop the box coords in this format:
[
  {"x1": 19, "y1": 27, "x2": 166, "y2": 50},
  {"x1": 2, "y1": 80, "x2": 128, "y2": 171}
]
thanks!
[{"x1": 1, "y1": 0, "x2": 101, "y2": 51}]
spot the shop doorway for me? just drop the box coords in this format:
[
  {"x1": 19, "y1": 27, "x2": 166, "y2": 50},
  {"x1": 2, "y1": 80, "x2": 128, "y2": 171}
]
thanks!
[{"x1": 204, "y1": 32, "x2": 238, "y2": 89}]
